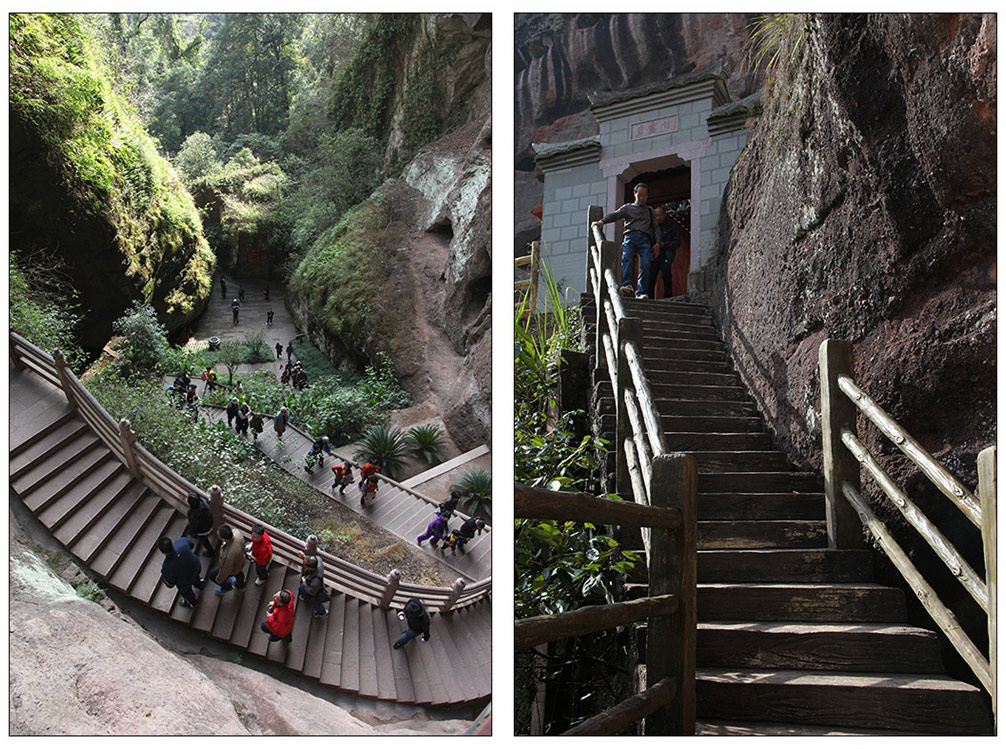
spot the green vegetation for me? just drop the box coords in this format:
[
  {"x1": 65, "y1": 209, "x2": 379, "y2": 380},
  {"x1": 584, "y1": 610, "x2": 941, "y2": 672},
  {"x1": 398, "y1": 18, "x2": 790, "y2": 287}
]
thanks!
[
  {"x1": 288, "y1": 197, "x2": 414, "y2": 354},
  {"x1": 289, "y1": 338, "x2": 342, "y2": 380},
  {"x1": 514, "y1": 259, "x2": 639, "y2": 734},
  {"x1": 406, "y1": 424, "x2": 448, "y2": 465},
  {"x1": 453, "y1": 469, "x2": 492, "y2": 519},
  {"x1": 201, "y1": 352, "x2": 409, "y2": 446},
  {"x1": 112, "y1": 300, "x2": 170, "y2": 370},
  {"x1": 73, "y1": 578, "x2": 105, "y2": 602},
  {"x1": 746, "y1": 13, "x2": 808, "y2": 82},
  {"x1": 354, "y1": 425, "x2": 412, "y2": 479},
  {"x1": 10, "y1": 13, "x2": 215, "y2": 327},
  {"x1": 9, "y1": 251, "x2": 86, "y2": 371}
]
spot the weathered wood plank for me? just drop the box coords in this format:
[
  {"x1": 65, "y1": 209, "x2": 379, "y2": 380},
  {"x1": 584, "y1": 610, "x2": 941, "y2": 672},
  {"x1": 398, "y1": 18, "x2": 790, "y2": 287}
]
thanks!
[
  {"x1": 698, "y1": 582, "x2": 907, "y2": 622},
  {"x1": 696, "y1": 668, "x2": 991, "y2": 735},
  {"x1": 562, "y1": 677, "x2": 676, "y2": 736},
  {"x1": 977, "y1": 445, "x2": 996, "y2": 716},
  {"x1": 697, "y1": 549, "x2": 873, "y2": 583},
  {"x1": 514, "y1": 484, "x2": 682, "y2": 530},
  {"x1": 515, "y1": 594, "x2": 677, "y2": 651},
  {"x1": 697, "y1": 520, "x2": 826, "y2": 550},
  {"x1": 819, "y1": 339, "x2": 864, "y2": 549}
]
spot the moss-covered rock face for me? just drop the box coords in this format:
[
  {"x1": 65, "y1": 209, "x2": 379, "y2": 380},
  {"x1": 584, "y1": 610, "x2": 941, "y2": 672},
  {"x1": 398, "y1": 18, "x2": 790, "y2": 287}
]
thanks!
[{"x1": 9, "y1": 13, "x2": 214, "y2": 350}]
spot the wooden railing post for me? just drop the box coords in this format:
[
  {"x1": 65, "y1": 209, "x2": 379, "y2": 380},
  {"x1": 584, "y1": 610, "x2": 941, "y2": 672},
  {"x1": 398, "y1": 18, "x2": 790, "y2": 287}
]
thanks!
[
  {"x1": 380, "y1": 568, "x2": 402, "y2": 609},
  {"x1": 52, "y1": 349, "x2": 78, "y2": 410},
  {"x1": 616, "y1": 318, "x2": 643, "y2": 495},
  {"x1": 587, "y1": 205, "x2": 603, "y2": 286},
  {"x1": 819, "y1": 339, "x2": 865, "y2": 549},
  {"x1": 117, "y1": 418, "x2": 142, "y2": 479},
  {"x1": 645, "y1": 453, "x2": 697, "y2": 735},
  {"x1": 443, "y1": 577, "x2": 466, "y2": 611},
  {"x1": 978, "y1": 446, "x2": 997, "y2": 725},
  {"x1": 208, "y1": 484, "x2": 225, "y2": 532}
]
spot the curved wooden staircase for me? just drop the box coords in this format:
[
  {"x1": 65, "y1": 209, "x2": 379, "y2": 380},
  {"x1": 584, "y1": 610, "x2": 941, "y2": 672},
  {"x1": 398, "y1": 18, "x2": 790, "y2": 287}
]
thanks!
[
  {"x1": 583, "y1": 295, "x2": 992, "y2": 734},
  {"x1": 9, "y1": 342, "x2": 491, "y2": 709}
]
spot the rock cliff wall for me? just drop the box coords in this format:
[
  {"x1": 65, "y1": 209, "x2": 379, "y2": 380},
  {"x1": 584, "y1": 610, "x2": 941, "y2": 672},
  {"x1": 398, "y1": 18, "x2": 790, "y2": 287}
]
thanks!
[
  {"x1": 703, "y1": 13, "x2": 995, "y2": 653},
  {"x1": 9, "y1": 14, "x2": 215, "y2": 351}
]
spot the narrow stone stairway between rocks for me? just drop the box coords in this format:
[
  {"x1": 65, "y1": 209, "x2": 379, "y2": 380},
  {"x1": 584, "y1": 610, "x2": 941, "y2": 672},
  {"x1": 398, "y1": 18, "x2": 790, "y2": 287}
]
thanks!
[{"x1": 581, "y1": 295, "x2": 993, "y2": 735}]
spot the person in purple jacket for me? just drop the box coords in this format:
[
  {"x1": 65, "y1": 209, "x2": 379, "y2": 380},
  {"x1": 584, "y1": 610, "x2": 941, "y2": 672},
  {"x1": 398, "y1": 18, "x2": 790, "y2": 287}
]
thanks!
[{"x1": 416, "y1": 512, "x2": 449, "y2": 550}]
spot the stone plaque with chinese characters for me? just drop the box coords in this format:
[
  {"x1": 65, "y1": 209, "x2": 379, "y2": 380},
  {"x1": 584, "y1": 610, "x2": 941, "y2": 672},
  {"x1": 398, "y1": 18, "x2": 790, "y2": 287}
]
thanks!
[{"x1": 630, "y1": 115, "x2": 679, "y2": 140}]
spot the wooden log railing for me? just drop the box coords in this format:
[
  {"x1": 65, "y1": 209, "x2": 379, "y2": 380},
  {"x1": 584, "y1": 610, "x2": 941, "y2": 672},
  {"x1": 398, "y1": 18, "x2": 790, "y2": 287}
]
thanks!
[
  {"x1": 820, "y1": 338, "x2": 996, "y2": 714},
  {"x1": 515, "y1": 240, "x2": 541, "y2": 315},
  {"x1": 515, "y1": 467, "x2": 696, "y2": 736},
  {"x1": 9, "y1": 331, "x2": 490, "y2": 614}
]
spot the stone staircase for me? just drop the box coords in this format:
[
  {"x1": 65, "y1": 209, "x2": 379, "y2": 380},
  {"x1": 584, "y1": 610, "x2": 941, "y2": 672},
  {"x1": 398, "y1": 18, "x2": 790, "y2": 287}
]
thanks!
[
  {"x1": 9, "y1": 363, "x2": 491, "y2": 707},
  {"x1": 582, "y1": 295, "x2": 993, "y2": 734}
]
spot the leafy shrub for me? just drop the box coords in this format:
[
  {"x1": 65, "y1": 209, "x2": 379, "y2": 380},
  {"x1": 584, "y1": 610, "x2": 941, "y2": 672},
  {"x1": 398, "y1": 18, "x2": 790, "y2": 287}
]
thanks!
[
  {"x1": 360, "y1": 352, "x2": 411, "y2": 411},
  {"x1": 243, "y1": 329, "x2": 271, "y2": 361},
  {"x1": 406, "y1": 424, "x2": 447, "y2": 465},
  {"x1": 353, "y1": 424, "x2": 411, "y2": 479},
  {"x1": 453, "y1": 469, "x2": 492, "y2": 519},
  {"x1": 289, "y1": 337, "x2": 342, "y2": 380},
  {"x1": 175, "y1": 131, "x2": 221, "y2": 181},
  {"x1": 9, "y1": 251, "x2": 86, "y2": 372},
  {"x1": 112, "y1": 301, "x2": 169, "y2": 371}
]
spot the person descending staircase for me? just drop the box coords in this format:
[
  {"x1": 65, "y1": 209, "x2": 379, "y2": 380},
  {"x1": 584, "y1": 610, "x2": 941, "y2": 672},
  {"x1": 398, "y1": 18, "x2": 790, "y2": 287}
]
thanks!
[{"x1": 581, "y1": 295, "x2": 993, "y2": 735}]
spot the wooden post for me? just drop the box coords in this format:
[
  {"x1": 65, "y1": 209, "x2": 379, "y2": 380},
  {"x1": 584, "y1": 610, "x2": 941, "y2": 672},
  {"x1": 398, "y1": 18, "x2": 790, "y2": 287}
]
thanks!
[
  {"x1": 978, "y1": 446, "x2": 997, "y2": 724},
  {"x1": 443, "y1": 577, "x2": 466, "y2": 611},
  {"x1": 819, "y1": 339, "x2": 865, "y2": 549},
  {"x1": 208, "y1": 484, "x2": 225, "y2": 532},
  {"x1": 587, "y1": 205, "x2": 603, "y2": 285},
  {"x1": 595, "y1": 241, "x2": 619, "y2": 374},
  {"x1": 616, "y1": 317, "x2": 643, "y2": 496},
  {"x1": 528, "y1": 240, "x2": 541, "y2": 315},
  {"x1": 117, "y1": 418, "x2": 142, "y2": 479},
  {"x1": 380, "y1": 568, "x2": 402, "y2": 609},
  {"x1": 644, "y1": 453, "x2": 697, "y2": 735},
  {"x1": 52, "y1": 349, "x2": 78, "y2": 410}
]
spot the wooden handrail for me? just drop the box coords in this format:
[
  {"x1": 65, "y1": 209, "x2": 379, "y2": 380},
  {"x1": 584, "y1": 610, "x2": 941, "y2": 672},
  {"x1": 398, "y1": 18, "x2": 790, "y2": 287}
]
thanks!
[
  {"x1": 515, "y1": 594, "x2": 678, "y2": 650},
  {"x1": 837, "y1": 373, "x2": 982, "y2": 527},
  {"x1": 841, "y1": 429, "x2": 987, "y2": 611},
  {"x1": 514, "y1": 484, "x2": 682, "y2": 530},
  {"x1": 820, "y1": 337, "x2": 996, "y2": 705},
  {"x1": 562, "y1": 677, "x2": 676, "y2": 736},
  {"x1": 841, "y1": 482, "x2": 993, "y2": 694},
  {"x1": 9, "y1": 331, "x2": 490, "y2": 612}
]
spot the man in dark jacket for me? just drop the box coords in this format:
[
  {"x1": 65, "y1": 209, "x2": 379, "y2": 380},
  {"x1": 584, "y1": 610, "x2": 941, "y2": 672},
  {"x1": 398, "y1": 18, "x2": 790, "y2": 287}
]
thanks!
[
  {"x1": 646, "y1": 206, "x2": 680, "y2": 300},
  {"x1": 455, "y1": 516, "x2": 487, "y2": 555},
  {"x1": 183, "y1": 492, "x2": 216, "y2": 557},
  {"x1": 393, "y1": 598, "x2": 431, "y2": 649},
  {"x1": 226, "y1": 398, "x2": 240, "y2": 429},
  {"x1": 298, "y1": 556, "x2": 329, "y2": 618},
  {"x1": 158, "y1": 536, "x2": 206, "y2": 608}
]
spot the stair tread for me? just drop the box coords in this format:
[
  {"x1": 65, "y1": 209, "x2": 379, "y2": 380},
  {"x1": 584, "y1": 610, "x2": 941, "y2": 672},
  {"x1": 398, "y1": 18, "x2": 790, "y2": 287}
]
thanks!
[
  {"x1": 697, "y1": 668, "x2": 983, "y2": 691},
  {"x1": 697, "y1": 620, "x2": 940, "y2": 636}
]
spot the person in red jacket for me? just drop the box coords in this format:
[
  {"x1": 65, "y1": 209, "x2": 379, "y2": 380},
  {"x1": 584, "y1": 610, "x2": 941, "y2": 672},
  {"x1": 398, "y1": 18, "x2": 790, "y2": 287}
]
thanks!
[
  {"x1": 245, "y1": 524, "x2": 273, "y2": 585},
  {"x1": 260, "y1": 589, "x2": 295, "y2": 643},
  {"x1": 358, "y1": 459, "x2": 380, "y2": 491}
]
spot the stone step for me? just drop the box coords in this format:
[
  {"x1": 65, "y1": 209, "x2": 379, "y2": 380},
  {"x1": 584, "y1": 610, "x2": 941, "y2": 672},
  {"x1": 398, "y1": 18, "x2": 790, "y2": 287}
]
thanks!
[
  {"x1": 698, "y1": 520, "x2": 826, "y2": 549},
  {"x1": 663, "y1": 431, "x2": 775, "y2": 452},
  {"x1": 698, "y1": 549, "x2": 873, "y2": 582},
  {"x1": 695, "y1": 622, "x2": 945, "y2": 673},
  {"x1": 698, "y1": 582, "x2": 908, "y2": 623},
  {"x1": 699, "y1": 471, "x2": 821, "y2": 494},
  {"x1": 695, "y1": 668, "x2": 992, "y2": 734},
  {"x1": 697, "y1": 492, "x2": 825, "y2": 520}
]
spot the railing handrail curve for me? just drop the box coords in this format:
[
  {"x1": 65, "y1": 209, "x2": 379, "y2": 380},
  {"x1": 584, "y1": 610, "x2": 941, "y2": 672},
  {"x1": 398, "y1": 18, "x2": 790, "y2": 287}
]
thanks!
[{"x1": 9, "y1": 331, "x2": 490, "y2": 613}]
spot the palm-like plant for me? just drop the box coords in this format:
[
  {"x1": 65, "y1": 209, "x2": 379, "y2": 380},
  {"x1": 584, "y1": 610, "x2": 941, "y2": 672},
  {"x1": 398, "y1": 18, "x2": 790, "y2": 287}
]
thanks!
[
  {"x1": 353, "y1": 424, "x2": 410, "y2": 478},
  {"x1": 453, "y1": 469, "x2": 491, "y2": 520},
  {"x1": 406, "y1": 424, "x2": 447, "y2": 465}
]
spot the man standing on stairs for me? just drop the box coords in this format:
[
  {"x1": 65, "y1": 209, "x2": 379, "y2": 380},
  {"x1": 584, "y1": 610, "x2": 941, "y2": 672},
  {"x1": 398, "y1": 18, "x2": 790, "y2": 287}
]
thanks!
[
  {"x1": 646, "y1": 205, "x2": 680, "y2": 300},
  {"x1": 183, "y1": 492, "x2": 216, "y2": 558},
  {"x1": 393, "y1": 598, "x2": 430, "y2": 649},
  {"x1": 231, "y1": 298, "x2": 240, "y2": 325},
  {"x1": 157, "y1": 536, "x2": 206, "y2": 609},
  {"x1": 246, "y1": 524, "x2": 273, "y2": 585},
  {"x1": 209, "y1": 524, "x2": 247, "y2": 595},
  {"x1": 591, "y1": 182, "x2": 658, "y2": 300}
]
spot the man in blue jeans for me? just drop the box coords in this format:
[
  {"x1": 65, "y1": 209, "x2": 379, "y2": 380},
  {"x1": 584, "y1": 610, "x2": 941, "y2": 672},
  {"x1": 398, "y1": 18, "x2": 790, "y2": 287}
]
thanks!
[
  {"x1": 393, "y1": 598, "x2": 431, "y2": 649},
  {"x1": 591, "y1": 182, "x2": 658, "y2": 299}
]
